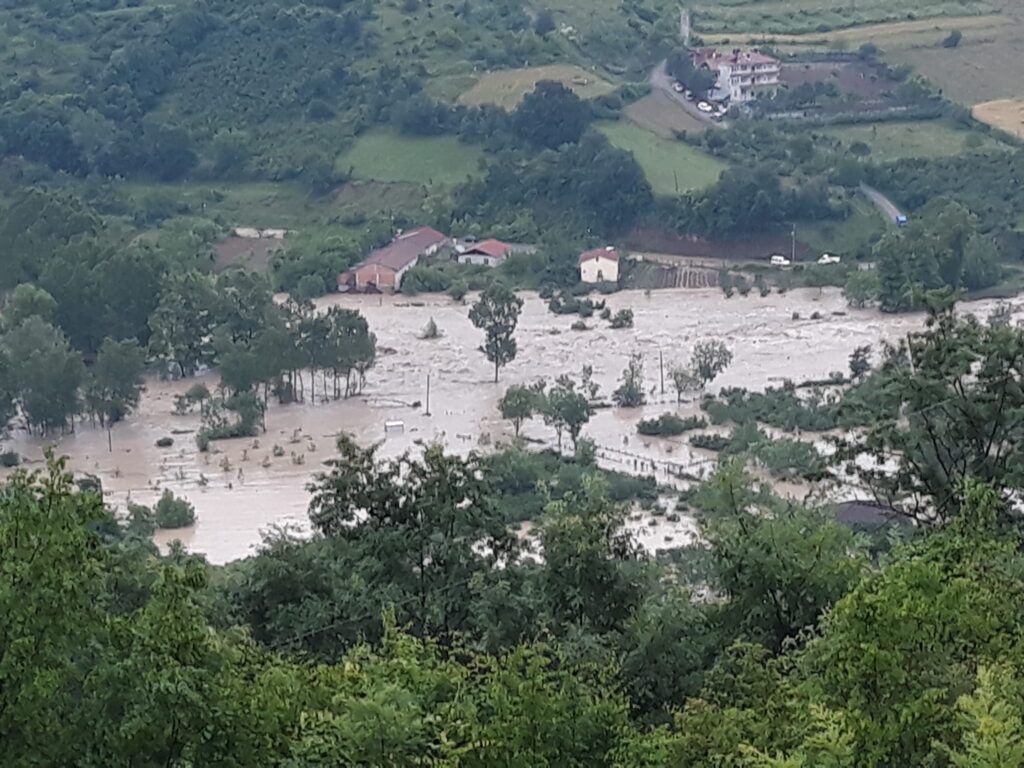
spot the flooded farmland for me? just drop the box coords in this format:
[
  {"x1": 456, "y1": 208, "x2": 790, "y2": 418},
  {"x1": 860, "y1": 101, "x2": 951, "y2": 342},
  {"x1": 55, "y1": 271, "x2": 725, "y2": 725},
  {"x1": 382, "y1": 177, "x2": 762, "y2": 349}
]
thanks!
[{"x1": 2, "y1": 287, "x2": 1012, "y2": 563}]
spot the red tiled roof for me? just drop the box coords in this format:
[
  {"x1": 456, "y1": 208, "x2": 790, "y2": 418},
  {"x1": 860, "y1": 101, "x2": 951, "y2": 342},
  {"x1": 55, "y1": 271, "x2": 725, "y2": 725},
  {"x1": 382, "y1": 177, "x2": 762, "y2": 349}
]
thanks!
[
  {"x1": 465, "y1": 239, "x2": 512, "y2": 258},
  {"x1": 359, "y1": 227, "x2": 448, "y2": 272},
  {"x1": 578, "y1": 247, "x2": 620, "y2": 265}
]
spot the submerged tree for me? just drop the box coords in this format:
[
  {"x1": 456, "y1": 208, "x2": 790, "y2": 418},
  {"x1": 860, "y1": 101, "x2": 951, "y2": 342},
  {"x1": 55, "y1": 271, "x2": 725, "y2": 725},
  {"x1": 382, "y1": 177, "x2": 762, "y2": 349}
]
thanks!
[
  {"x1": 613, "y1": 352, "x2": 646, "y2": 407},
  {"x1": 499, "y1": 382, "x2": 544, "y2": 438},
  {"x1": 84, "y1": 337, "x2": 146, "y2": 451},
  {"x1": 690, "y1": 340, "x2": 733, "y2": 389},
  {"x1": 469, "y1": 284, "x2": 524, "y2": 383}
]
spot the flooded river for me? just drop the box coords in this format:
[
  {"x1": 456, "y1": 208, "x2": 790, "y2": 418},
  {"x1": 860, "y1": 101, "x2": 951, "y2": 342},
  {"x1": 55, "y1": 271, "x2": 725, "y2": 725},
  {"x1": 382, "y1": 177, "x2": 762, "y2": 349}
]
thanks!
[{"x1": 1, "y1": 288, "x2": 1012, "y2": 563}]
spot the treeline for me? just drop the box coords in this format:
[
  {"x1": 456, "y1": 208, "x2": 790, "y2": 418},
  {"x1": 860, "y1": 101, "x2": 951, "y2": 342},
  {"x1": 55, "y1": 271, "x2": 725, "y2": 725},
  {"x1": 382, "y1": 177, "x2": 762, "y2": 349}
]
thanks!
[
  {"x1": 842, "y1": 199, "x2": 1003, "y2": 312},
  {"x1": 870, "y1": 148, "x2": 1024, "y2": 245},
  {"x1": 6, "y1": 384, "x2": 1024, "y2": 764},
  {"x1": 0, "y1": 269, "x2": 375, "y2": 439}
]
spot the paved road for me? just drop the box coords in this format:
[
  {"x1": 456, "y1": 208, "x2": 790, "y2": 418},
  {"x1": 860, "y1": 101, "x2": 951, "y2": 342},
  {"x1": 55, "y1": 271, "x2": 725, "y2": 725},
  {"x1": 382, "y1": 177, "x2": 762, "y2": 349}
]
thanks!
[
  {"x1": 859, "y1": 183, "x2": 905, "y2": 225},
  {"x1": 648, "y1": 61, "x2": 722, "y2": 128}
]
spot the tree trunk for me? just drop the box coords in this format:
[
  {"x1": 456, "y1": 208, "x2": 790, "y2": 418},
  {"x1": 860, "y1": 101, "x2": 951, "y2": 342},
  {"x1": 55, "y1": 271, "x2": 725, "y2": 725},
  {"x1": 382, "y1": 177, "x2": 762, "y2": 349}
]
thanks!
[
  {"x1": 494, "y1": 359, "x2": 499, "y2": 384},
  {"x1": 107, "y1": 426, "x2": 112, "y2": 453}
]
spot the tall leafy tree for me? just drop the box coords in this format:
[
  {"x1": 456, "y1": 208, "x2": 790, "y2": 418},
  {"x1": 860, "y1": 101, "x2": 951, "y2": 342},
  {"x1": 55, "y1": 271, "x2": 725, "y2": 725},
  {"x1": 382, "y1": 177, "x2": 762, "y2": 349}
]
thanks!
[
  {"x1": 3, "y1": 316, "x2": 83, "y2": 434},
  {"x1": 835, "y1": 303, "x2": 1024, "y2": 522},
  {"x1": 469, "y1": 284, "x2": 524, "y2": 383},
  {"x1": 307, "y1": 437, "x2": 517, "y2": 642},
  {"x1": 148, "y1": 271, "x2": 220, "y2": 377},
  {"x1": 85, "y1": 337, "x2": 146, "y2": 450},
  {"x1": 690, "y1": 340, "x2": 733, "y2": 389},
  {"x1": 513, "y1": 80, "x2": 591, "y2": 149},
  {"x1": 0, "y1": 457, "x2": 107, "y2": 765}
]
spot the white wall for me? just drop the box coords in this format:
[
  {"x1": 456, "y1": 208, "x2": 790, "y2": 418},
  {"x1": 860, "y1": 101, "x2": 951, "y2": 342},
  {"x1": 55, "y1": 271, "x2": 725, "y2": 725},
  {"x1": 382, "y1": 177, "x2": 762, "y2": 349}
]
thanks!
[{"x1": 580, "y1": 257, "x2": 619, "y2": 284}]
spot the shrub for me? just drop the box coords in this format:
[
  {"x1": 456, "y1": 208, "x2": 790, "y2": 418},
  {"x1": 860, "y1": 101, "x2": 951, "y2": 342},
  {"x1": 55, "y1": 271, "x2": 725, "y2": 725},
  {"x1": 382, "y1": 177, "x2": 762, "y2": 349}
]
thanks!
[
  {"x1": 125, "y1": 502, "x2": 156, "y2": 537},
  {"x1": 0, "y1": 450, "x2": 20, "y2": 467},
  {"x1": 571, "y1": 320, "x2": 589, "y2": 331},
  {"x1": 689, "y1": 433, "x2": 730, "y2": 452},
  {"x1": 702, "y1": 386, "x2": 838, "y2": 432},
  {"x1": 448, "y1": 281, "x2": 468, "y2": 302},
  {"x1": 637, "y1": 413, "x2": 707, "y2": 436},
  {"x1": 753, "y1": 438, "x2": 826, "y2": 480},
  {"x1": 154, "y1": 490, "x2": 196, "y2": 529},
  {"x1": 942, "y1": 29, "x2": 962, "y2": 48},
  {"x1": 609, "y1": 308, "x2": 634, "y2": 329},
  {"x1": 155, "y1": 436, "x2": 174, "y2": 448}
]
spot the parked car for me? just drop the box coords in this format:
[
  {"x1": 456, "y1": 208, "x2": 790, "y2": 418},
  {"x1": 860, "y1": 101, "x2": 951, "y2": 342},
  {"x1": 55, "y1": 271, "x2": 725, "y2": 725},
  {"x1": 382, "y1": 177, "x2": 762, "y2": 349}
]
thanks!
[
  {"x1": 769, "y1": 254, "x2": 791, "y2": 267},
  {"x1": 672, "y1": 82, "x2": 684, "y2": 93},
  {"x1": 896, "y1": 214, "x2": 908, "y2": 226},
  {"x1": 818, "y1": 253, "x2": 841, "y2": 265},
  {"x1": 697, "y1": 101, "x2": 713, "y2": 113}
]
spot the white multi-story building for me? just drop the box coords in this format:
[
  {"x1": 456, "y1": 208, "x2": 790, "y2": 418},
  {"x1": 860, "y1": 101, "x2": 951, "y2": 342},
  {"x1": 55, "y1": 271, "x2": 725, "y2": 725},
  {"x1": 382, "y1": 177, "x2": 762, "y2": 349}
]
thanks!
[{"x1": 692, "y1": 48, "x2": 781, "y2": 103}]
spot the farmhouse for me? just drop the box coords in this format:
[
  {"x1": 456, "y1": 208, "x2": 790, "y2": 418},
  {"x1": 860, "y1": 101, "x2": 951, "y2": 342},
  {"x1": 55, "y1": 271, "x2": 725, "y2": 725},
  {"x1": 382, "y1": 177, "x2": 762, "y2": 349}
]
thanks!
[
  {"x1": 458, "y1": 239, "x2": 512, "y2": 267},
  {"x1": 693, "y1": 48, "x2": 780, "y2": 103},
  {"x1": 578, "y1": 246, "x2": 620, "y2": 284},
  {"x1": 339, "y1": 227, "x2": 448, "y2": 292}
]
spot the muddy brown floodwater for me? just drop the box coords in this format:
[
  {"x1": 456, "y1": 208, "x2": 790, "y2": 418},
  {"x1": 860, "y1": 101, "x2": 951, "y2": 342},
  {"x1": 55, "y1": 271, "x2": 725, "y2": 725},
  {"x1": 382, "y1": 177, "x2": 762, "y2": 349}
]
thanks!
[{"x1": 2, "y1": 288, "x2": 1017, "y2": 563}]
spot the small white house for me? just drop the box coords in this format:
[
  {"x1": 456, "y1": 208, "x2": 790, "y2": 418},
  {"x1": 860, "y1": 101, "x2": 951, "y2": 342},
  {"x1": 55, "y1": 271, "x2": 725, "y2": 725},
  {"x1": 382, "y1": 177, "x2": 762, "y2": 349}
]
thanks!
[{"x1": 579, "y1": 246, "x2": 620, "y2": 284}]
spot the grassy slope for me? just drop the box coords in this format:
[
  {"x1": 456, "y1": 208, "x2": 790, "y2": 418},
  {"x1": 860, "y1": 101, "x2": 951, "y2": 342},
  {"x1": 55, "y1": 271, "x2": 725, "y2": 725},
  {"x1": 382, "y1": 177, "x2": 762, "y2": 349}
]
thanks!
[
  {"x1": 689, "y1": 0, "x2": 992, "y2": 35},
  {"x1": 458, "y1": 65, "x2": 616, "y2": 109},
  {"x1": 597, "y1": 121, "x2": 726, "y2": 195},
  {"x1": 798, "y1": 197, "x2": 886, "y2": 256},
  {"x1": 339, "y1": 129, "x2": 485, "y2": 186},
  {"x1": 819, "y1": 120, "x2": 1011, "y2": 162}
]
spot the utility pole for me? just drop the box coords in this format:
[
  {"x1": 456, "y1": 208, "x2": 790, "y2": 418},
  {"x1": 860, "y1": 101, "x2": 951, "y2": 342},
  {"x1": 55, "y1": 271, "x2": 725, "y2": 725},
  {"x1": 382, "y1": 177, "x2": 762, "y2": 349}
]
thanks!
[
  {"x1": 791, "y1": 224, "x2": 796, "y2": 264},
  {"x1": 425, "y1": 372, "x2": 431, "y2": 416}
]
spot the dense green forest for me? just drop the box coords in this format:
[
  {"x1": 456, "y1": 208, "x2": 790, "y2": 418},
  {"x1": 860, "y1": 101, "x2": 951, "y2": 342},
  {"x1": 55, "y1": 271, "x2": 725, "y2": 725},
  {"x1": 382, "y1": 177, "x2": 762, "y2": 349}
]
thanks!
[{"x1": 5, "y1": 303, "x2": 1024, "y2": 765}]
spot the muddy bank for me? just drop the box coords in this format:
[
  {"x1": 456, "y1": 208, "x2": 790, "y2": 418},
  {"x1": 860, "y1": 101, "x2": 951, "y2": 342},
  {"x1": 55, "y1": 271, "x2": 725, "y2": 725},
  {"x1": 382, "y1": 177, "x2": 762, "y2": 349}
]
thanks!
[{"x1": 2, "y1": 288, "x2": 1012, "y2": 563}]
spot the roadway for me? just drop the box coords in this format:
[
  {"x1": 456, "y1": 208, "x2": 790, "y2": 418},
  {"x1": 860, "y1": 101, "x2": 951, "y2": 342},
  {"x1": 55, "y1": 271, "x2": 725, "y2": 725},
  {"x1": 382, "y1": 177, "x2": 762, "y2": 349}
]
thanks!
[{"x1": 859, "y1": 183, "x2": 905, "y2": 225}]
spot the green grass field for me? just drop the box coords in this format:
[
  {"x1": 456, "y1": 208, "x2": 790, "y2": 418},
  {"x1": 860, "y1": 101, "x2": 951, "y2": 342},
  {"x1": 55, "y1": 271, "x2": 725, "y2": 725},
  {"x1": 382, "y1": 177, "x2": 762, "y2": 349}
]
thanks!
[
  {"x1": 458, "y1": 65, "x2": 616, "y2": 109},
  {"x1": 798, "y1": 197, "x2": 886, "y2": 255},
  {"x1": 818, "y1": 120, "x2": 1010, "y2": 163},
  {"x1": 690, "y1": 0, "x2": 992, "y2": 35},
  {"x1": 339, "y1": 130, "x2": 485, "y2": 186},
  {"x1": 597, "y1": 121, "x2": 726, "y2": 195}
]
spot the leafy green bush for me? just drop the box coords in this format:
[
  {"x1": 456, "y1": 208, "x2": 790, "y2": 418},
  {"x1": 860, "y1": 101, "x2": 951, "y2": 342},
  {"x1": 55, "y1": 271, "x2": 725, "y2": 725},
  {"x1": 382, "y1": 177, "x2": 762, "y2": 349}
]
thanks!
[
  {"x1": 0, "y1": 451, "x2": 21, "y2": 468},
  {"x1": 609, "y1": 309, "x2": 634, "y2": 329},
  {"x1": 754, "y1": 439, "x2": 827, "y2": 481},
  {"x1": 125, "y1": 502, "x2": 156, "y2": 537},
  {"x1": 637, "y1": 413, "x2": 707, "y2": 436},
  {"x1": 154, "y1": 490, "x2": 196, "y2": 529},
  {"x1": 689, "y1": 433, "x2": 730, "y2": 452},
  {"x1": 702, "y1": 386, "x2": 838, "y2": 432},
  {"x1": 481, "y1": 447, "x2": 656, "y2": 523}
]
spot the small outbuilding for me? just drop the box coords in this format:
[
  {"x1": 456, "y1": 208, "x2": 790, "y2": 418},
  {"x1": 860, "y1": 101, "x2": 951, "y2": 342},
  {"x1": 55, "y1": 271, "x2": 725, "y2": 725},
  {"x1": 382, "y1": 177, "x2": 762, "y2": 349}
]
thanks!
[{"x1": 578, "y1": 246, "x2": 620, "y2": 284}]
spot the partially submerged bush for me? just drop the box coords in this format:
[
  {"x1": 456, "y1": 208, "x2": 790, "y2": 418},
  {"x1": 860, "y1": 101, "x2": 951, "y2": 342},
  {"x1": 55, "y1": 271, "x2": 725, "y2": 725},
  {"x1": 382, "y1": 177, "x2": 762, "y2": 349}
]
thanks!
[{"x1": 154, "y1": 490, "x2": 196, "y2": 529}]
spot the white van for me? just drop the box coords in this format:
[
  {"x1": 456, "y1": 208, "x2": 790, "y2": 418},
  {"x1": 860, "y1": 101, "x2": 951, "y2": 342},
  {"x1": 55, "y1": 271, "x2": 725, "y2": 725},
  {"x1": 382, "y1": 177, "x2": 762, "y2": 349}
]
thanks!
[{"x1": 769, "y1": 254, "x2": 791, "y2": 267}]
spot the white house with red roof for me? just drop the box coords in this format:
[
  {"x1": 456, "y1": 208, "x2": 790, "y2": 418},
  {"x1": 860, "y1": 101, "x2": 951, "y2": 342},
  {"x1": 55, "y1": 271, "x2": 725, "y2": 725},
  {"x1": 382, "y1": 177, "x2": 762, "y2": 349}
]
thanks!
[
  {"x1": 578, "y1": 246, "x2": 620, "y2": 284},
  {"x1": 692, "y1": 48, "x2": 780, "y2": 103}
]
